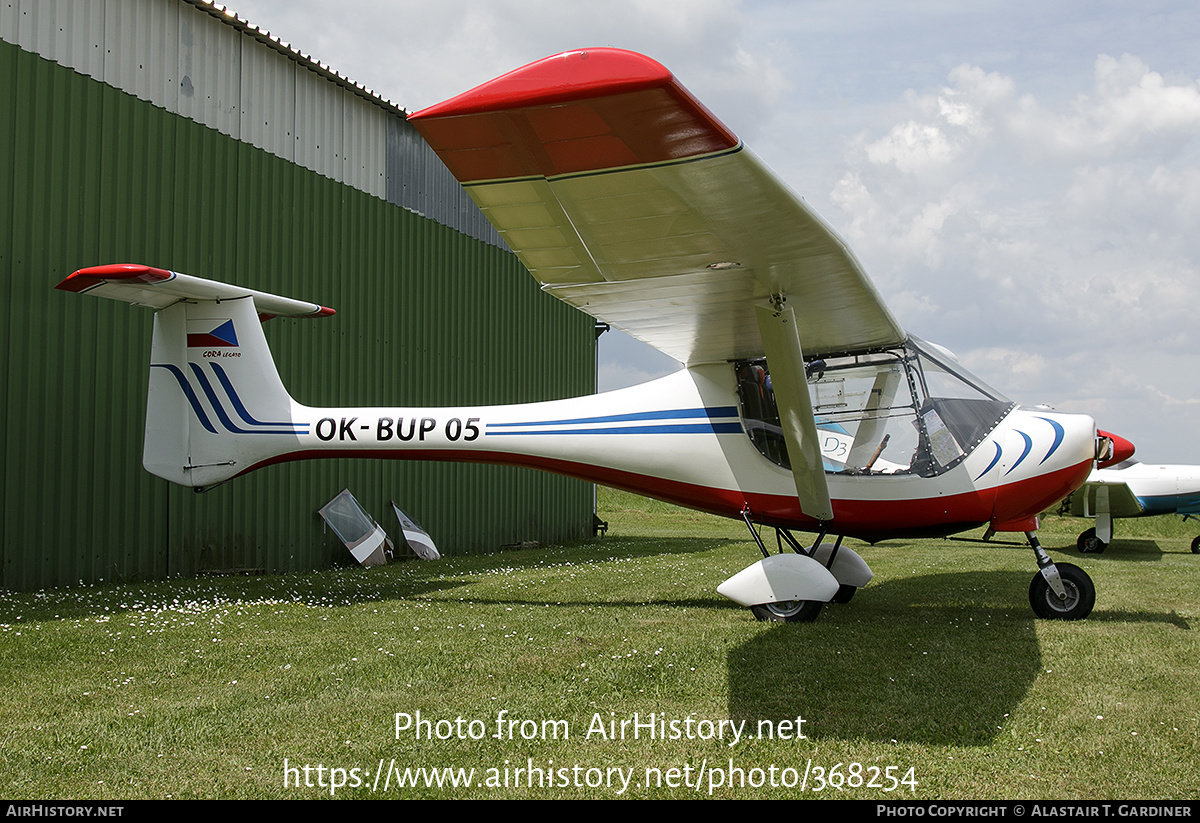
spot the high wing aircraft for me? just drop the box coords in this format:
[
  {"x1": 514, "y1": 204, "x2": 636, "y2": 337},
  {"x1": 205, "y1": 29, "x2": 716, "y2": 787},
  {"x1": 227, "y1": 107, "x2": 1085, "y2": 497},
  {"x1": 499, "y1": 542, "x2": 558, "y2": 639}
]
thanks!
[
  {"x1": 56, "y1": 48, "x2": 1134, "y2": 622},
  {"x1": 1065, "y1": 461, "x2": 1200, "y2": 554}
]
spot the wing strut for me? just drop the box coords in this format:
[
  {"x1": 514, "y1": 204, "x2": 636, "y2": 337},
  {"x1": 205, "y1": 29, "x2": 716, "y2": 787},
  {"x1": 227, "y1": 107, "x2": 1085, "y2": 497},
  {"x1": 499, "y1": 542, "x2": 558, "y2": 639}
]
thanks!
[{"x1": 755, "y1": 301, "x2": 835, "y2": 522}]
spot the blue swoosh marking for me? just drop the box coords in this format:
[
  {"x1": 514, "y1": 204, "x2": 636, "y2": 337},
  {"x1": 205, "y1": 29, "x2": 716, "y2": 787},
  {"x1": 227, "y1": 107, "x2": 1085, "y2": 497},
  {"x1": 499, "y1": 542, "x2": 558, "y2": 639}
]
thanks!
[
  {"x1": 975, "y1": 441, "x2": 1003, "y2": 480},
  {"x1": 188, "y1": 363, "x2": 259, "y2": 434},
  {"x1": 208, "y1": 363, "x2": 307, "y2": 433},
  {"x1": 1005, "y1": 431, "x2": 1033, "y2": 476},
  {"x1": 182, "y1": 363, "x2": 305, "y2": 436},
  {"x1": 1036, "y1": 417, "x2": 1065, "y2": 464},
  {"x1": 151, "y1": 364, "x2": 217, "y2": 433}
]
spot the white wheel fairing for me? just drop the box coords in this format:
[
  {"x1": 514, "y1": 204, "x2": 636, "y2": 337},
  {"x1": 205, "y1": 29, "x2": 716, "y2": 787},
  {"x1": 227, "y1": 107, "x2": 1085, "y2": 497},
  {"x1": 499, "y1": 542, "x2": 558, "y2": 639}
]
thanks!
[
  {"x1": 717, "y1": 554, "x2": 839, "y2": 608},
  {"x1": 810, "y1": 543, "x2": 873, "y2": 588}
]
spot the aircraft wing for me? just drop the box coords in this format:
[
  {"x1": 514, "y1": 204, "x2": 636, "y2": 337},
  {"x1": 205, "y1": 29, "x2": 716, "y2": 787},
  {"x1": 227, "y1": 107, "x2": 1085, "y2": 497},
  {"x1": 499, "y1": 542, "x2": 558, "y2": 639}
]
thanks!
[
  {"x1": 408, "y1": 48, "x2": 905, "y2": 367},
  {"x1": 1068, "y1": 478, "x2": 1147, "y2": 519}
]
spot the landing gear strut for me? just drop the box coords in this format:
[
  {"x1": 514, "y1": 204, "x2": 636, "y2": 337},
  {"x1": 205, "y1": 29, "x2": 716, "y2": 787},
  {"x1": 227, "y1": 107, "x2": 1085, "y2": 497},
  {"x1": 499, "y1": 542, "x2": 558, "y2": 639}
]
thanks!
[{"x1": 1027, "y1": 532, "x2": 1095, "y2": 620}]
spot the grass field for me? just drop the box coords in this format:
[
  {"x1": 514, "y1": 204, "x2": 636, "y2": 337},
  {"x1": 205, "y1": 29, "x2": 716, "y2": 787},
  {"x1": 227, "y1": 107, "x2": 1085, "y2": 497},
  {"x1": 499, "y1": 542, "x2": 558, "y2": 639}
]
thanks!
[{"x1": 1, "y1": 487, "x2": 1196, "y2": 799}]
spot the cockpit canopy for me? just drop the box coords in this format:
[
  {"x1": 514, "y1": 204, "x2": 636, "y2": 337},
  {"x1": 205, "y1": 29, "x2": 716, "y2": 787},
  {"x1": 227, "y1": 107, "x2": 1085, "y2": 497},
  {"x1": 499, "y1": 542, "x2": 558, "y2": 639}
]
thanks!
[{"x1": 736, "y1": 337, "x2": 1014, "y2": 477}]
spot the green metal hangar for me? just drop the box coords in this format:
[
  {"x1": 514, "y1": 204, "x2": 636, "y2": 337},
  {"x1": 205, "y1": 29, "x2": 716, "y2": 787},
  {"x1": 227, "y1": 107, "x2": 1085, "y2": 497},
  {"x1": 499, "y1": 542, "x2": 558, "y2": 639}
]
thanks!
[{"x1": 0, "y1": 0, "x2": 596, "y2": 590}]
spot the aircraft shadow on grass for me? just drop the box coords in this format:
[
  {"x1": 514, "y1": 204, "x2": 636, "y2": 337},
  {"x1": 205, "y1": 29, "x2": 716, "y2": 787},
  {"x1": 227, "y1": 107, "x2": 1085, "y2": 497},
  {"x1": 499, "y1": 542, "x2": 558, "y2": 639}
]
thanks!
[
  {"x1": 723, "y1": 568, "x2": 1190, "y2": 747},
  {"x1": 1074, "y1": 538, "x2": 1170, "y2": 562}
]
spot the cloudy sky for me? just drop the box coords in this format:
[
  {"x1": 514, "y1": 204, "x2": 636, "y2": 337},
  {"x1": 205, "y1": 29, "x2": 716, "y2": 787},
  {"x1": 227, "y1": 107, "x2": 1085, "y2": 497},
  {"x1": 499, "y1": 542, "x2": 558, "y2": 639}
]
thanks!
[{"x1": 222, "y1": 0, "x2": 1200, "y2": 463}]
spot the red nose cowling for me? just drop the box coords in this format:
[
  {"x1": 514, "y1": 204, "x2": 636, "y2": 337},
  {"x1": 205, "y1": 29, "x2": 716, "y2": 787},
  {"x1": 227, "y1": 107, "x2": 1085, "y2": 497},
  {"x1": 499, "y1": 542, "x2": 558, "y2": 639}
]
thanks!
[{"x1": 1096, "y1": 430, "x2": 1135, "y2": 469}]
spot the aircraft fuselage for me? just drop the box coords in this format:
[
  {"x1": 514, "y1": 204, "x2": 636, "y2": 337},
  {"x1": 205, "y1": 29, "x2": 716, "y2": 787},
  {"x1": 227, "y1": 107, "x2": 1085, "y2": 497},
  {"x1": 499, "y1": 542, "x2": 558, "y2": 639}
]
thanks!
[{"x1": 201, "y1": 362, "x2": 1096, "y2": 542}]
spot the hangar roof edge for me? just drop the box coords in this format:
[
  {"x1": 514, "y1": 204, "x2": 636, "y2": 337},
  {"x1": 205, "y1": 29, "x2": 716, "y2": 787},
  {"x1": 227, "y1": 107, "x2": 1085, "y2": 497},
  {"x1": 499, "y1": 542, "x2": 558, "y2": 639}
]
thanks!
[{"x1": 182, "y1": 0, "x2": 408, "y2": 118}]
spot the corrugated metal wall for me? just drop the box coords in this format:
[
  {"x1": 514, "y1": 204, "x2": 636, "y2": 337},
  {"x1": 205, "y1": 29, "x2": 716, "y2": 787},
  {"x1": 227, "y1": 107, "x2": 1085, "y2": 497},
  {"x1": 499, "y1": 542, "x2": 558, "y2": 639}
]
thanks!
[
  {"x1": 0, "y1": 4, "x2": 596, "y2": 590},
  {"x1": 1, "y1": 0, "x2": 502, "y2": 243}
]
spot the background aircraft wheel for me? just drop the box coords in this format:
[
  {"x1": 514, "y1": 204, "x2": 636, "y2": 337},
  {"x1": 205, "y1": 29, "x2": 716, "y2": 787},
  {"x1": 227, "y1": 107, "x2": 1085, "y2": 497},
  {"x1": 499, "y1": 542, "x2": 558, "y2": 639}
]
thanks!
[
  {"x1": 1076, "y1": 528, "x2": 1107, "y2": 554},
  {"x1": 750, "y1": 600, "x2": 823, "y2": 623},
  {"x1": 832, "y1": 584, "x2": 856, "y2": 604},
  {"x1": 1191, "y1": 535, "x2": 1200, "y2": 554},
  {"x1": 1028, "y1": 563, "x2": 1095, "y2": 620}
]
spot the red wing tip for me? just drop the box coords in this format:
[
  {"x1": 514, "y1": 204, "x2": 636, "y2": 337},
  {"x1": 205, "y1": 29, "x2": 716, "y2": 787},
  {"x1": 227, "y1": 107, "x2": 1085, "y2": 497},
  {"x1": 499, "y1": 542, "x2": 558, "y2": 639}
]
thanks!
[
  {"x1": 315, "y1": 306, "x2": 336, "y2": 317},
  {"x1": 57, "y1": 264, "x2": 174, "y2": 292},
  {"x1": 409, "y1": 48, "x2": 672, "y2": 120}
]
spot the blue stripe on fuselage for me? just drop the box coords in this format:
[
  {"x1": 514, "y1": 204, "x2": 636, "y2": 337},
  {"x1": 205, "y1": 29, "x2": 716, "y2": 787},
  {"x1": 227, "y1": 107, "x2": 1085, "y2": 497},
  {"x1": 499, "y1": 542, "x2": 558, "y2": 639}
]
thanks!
[{"x1": 486, "y1": 407, "x2": 742, "y2": 436}]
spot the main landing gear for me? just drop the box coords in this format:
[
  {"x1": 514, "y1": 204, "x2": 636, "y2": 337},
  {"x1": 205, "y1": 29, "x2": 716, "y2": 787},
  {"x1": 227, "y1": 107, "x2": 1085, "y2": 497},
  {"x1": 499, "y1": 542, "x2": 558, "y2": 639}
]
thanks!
[
  {"x1": 716, "y1": 510, "x2": 873, "y2": 623},
  {"x1": 750, "y1": 599, "x2": 824, "y2": 623},
  {"x1": 1027, "y1": 532, "x2": 1095, "y2": 620},
  {"x1": 719, "y1": 518, "x2": 1095, "y2": 622},
  {"x1": 1083, "y1": 523, "x2": 1200, "y2": 555},
  {"x1": 1076, "y1": 527, "x2": 1107, "y2": 554}
]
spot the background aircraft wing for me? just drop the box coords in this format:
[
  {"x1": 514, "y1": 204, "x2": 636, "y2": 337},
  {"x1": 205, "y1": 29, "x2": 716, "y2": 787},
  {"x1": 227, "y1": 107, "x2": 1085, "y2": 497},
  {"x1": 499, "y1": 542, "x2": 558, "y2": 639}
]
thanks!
[
  {"x1": 409, "y1": 48, "x2": 905, "y2": 366},
  {"x1": 1068, "y1": 478, "x2": 1147, "y2": 519}
]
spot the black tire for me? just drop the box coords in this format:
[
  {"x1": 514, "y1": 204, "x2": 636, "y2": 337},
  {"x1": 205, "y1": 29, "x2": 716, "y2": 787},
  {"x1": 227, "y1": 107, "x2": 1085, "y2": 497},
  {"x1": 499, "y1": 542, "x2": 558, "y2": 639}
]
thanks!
[
  {"x1": 1028, "y1": 563, "x2": 1095, "y2": 620},
  {"x1": 1191, "y1": 535, "x2": 1199, "y2": 554},
  {"x1": 832, "y1": 584, "x2": 856, "y2": 604},
  {"x1": 1076, "y1": 528, "x2": 1107, "y2": 554},
  {"x1": 750, "y1": 600, "x2": 823, "y2": 623}
]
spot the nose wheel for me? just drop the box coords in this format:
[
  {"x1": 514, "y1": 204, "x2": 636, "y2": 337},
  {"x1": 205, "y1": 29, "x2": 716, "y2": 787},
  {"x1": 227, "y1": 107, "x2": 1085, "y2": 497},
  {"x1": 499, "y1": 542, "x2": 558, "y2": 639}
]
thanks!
[
  {"x1": 1027, "y1": 532, "x2": 1095, "y2": 620},
  {"x1": 1029, "y1": 561, "x2": 1095, "y2": 619}
]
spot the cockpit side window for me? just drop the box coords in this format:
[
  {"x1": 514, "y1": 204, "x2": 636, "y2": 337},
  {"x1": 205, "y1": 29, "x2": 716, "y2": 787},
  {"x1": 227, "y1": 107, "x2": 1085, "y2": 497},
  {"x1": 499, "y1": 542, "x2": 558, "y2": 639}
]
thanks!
[
  {"x1": 811, "y1": 352, "x2": 925, "y2": 475},
  {"x1": 736, "y1": 352, "x2": 924, "y2": 475},
  {"x1": 734, "y1": 339, "x2": 1014, "y2": 477},
  {"x1": 735, "y1": 361, "x2": 790, "y2": 469}
]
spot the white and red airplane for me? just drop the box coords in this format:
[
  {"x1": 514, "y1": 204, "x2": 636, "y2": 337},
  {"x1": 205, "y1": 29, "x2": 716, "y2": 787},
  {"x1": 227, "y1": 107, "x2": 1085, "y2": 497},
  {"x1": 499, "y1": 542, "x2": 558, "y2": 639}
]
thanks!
[{"x1": 56, "y1": 48, "x2": 1134, "y2": 622}]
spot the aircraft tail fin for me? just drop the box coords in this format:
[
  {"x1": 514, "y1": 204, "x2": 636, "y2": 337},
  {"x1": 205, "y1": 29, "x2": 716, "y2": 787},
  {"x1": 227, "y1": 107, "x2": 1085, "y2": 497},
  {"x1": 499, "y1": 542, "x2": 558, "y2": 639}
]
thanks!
[{"x1": 57, "y1": 265, "x2": 332, "y2": 487}]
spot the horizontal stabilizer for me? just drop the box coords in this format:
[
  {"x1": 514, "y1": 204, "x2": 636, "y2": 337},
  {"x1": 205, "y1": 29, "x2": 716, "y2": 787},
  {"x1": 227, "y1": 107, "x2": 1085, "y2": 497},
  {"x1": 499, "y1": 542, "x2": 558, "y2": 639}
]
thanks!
[
  {"x1": 57, "y1": 264, "x2": 335, "y2": 319},
  {"x1": 59, "y1": 265, "x2": 314, "y2": 487}
]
